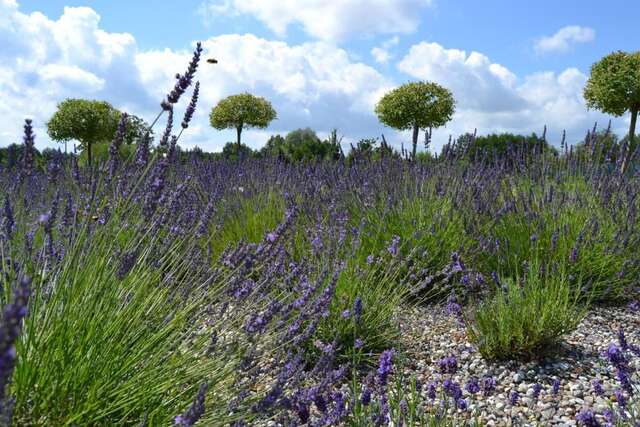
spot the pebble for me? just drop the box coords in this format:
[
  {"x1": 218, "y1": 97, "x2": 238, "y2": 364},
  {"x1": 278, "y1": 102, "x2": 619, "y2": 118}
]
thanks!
[{"x1": 397, "y1": 304, "x2": 640, "y2": 426}]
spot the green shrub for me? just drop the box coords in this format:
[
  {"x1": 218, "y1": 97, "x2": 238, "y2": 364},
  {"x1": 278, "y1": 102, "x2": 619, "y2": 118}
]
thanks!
[
  {"x1": 473, "y1": 175, "x2": 640, "y2": 303},
  {"x1": 9, "y1": 215, "x2": 248, "y2": 425},
  {"x1": 466, "y1": 259, "x2": 589, "y2": 361},
  {"x1": 312, "y1": 253, "x2": 408, "y2": 365}
]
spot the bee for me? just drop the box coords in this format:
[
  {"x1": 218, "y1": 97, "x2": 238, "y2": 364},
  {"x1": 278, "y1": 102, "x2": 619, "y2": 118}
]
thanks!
[{"x1": 207, "y1": 58, "x2": 218, "y2": 64}]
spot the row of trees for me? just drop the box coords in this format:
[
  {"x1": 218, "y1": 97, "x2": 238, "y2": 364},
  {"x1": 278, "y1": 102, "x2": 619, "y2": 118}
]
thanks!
[{"x1": 35, "y1": 49, "x2": 639, "y2": 170}]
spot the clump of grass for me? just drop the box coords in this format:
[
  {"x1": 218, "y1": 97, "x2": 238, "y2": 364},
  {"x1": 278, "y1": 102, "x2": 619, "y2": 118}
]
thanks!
[
  {"x1": 466, "y1": 259, "x2": 589, "y2": 361},
  {"x1": 9, "y1": 216, "x2": 247, "y2": 425},
  {"x1": 209, "y1": 188, "x2": 286, "y2": 257}
]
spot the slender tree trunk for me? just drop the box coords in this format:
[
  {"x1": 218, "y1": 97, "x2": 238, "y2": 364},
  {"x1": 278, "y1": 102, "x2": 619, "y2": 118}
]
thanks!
[
  {"x1": 621, "y1": 105, "x2": 638, "y2": 174},
  {"x1": 236, "y1": 125, "x2": 243, "y2": 150},
  {"x1": 87, "y1": 141, "x2": 92, "y2": 166},
  {"x1": 411, "y1": 123, "x2": 419, "y2": 160}
]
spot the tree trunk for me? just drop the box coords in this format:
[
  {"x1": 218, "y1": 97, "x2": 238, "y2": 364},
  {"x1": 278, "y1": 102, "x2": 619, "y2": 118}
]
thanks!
[
  {"x1": 236, "y1": 125, "x2": 243, "y2": 149},
  {"x1": 87, "y1": 141, "x2": 92, "y2": 166},
  {"x1": 621, "y1": 105, "x2": 638, "y2": 174},
  {"x1": 411, "y1": 124, "x2": 419, "y2": 160}
]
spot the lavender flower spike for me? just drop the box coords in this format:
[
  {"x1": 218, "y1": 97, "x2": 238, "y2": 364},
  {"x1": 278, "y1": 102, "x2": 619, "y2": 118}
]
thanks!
[
  {"x1": 181, "y1": 81, "x2": 200, "y2": 129},
  {"x1": 108, "y1": 113, "x2": 128, "y2": 179},
  {"x1": 163, "y1": 42, "x2": 203, "y2": 110},
  {"x1": 20, "y1": 119, "x2": 36, "y2": 178},
  {"x1": 2, "y1": 197, "x2": 14, "y2": 240},
  {"x1": 377, "y1": 349, "x2": 394, "y2": 387},
  {"x1": 0, "y1": 275, "x2": 31, "y2": 424},
  {"x1": 174, "y1": 383, "x2": 207, "y2": 426}
]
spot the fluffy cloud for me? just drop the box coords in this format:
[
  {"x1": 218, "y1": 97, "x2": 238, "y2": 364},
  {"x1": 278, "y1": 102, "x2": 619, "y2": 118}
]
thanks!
[
  {"x1": 0, "y1": 2, "x2": 627, "y2": 155},
  {"x1": 0, "y1": 2, "x2": 393, "y2": 152},
  {"x1": 0, "y1": 2, "x2": 157, "y2": 146},
  {"x1": 398, "y1": 42, "x2": 525, "y2": 112},
  {"x1": 371, "y1": 36, "x2": 399, "y2": 64},
  {"x1": 199, "y1": 0, "x2": 432, "y2": 41},
  {"x1": 534, "y1": 26, "x2": 595, "y2": 54},
  {"x1": 137, "y1": 34, "x2": 394, "y2": 149},
  {"x1": 396, "y1": 41, "x2": 625, "y2": 147}
]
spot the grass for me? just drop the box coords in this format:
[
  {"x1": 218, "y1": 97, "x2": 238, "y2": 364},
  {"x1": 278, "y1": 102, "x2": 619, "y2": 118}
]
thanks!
[{"x1": 466, "y1": 258, "x2": 590, "y2": 361}]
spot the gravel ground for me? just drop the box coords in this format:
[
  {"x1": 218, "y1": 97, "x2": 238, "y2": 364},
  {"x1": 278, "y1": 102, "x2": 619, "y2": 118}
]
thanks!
[{"x1": 397, "y1": 304, "x2": 640, "y2": 426}]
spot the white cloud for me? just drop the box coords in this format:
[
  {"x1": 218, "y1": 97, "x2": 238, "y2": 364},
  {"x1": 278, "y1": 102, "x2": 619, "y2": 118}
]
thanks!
[
  {"x1": 396, "y1": 41, "x2": 626, "y2": 149},
  {"x1": 371, "y1": 36, "x2": 399, "y2": 64},
  {"x1": 398, "y1": 42, "x2": 525, "y2": 112},
  {"x1": 0, "y1": 3, "x2": 393, "y2": 152},
  {"x1": 199, "y1": 0, "x2": 432, "y2": 41},
  {"x1": 0, "y1": 2, "x2": 628, "y2": 155},
  {"x1": 534, "y1": 26, "x2": 595, "y2": 54},
  {"x1": 137, "y1": 34, "x2": 394, "y2": 148}
]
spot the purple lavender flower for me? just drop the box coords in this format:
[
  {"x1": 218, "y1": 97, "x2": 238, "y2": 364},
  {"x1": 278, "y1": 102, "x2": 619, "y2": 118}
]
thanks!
[
  {"x1": 509, "y1": 390, "x2": 519, "y2": 405},
  {"x1": 341, "y1": 309, "x2": 351, "y2": 319},
  {"x1": 0, "y1": 274, "x2": 31, "y2": 418},
  {"x1": 426, "y1": 381, "x2": 437, "y2": 400},
  {"x1": 360, "y1": 388, "x2": 371, "y2": 406},
  {"x1": 2, "y1": 197, "x2": 14, "y2": 240},
  {"x1": 446, "y1": 293, "x2": 463, "y2": 324},
  {"x1": 570, "y1": 246, "x2": 579, "y2": 263},
  {"x1": 552, "y1": 378, "x2": 561, "y2": 396},
  {"x1": 158, "y1": 108, "x2": 174, "y2": 150},
  {"x1": 108, "y1": 112, "x2": 127, "y2": 179},
  {"x1": 163, "y1": 42, "x2": 203, "y2": 109},
  {"x1": 143, "y1": 158, "x2": 169, "y2": 220},
  {"x1": 482, "y1": 376, "x2": 496, "y2": 396},
  {"x1": 20, "y1": 119, "x2": 36, "y2": 178},
  {"x1": 576, "y1": 410, "x2": 600, "y2": 427},
  {"x1": 135, "y1": 132, "x2": 152, "y2": 167},
  {"x1": 629, "y1": 300, "x2": 640, "y2": 312},
  {"x1": 265, "y1": 232, "x2": 277, "y2": 243},
  {"x1": 591, "y1": 379, "x2": 604, "y2": 397},
  {"x1": 443, "y1": 378, "x2": 462, "y2": 400},
  {"x1": 465, "y1": 378, "x2": 480, "y2": 394},
  {"x1": 366, "y1": 254, "x2": 375, "y2": 265},
  {"x1": 387, "y1": 235, "x2": 400, "y2": 256},
  {"x1": 614, "y1": 389, "x2": 626, "y2": 409},
  {"x1": 174, "y1": 383, "x2": 207, "y2": 426},
  {"x1": 605, "y1": 343, "x2": 626, "y2": 366},
  {"x1": 181, "y1": 81, "x2": 200, "y2": 129},
  {"x1": 438, "y1": 355, "x2": 458, "y2": 374},
  {"x1": 353, "y1": 297, "x2": 362, "y2": 323},
  {"x1": 377, "y1": 349, "x2": 394, "y2": 387},
  {"x1": 354, "y1": 338, "x2": 363, "y2": 349},
  {"x1": 602, "y1": 409, "x2": 615, "y2": 426}
]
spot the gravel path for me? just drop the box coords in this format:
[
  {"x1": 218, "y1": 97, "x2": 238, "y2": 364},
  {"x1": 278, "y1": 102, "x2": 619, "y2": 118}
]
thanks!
[{"x1": 398, "y1": 304, "x2": 640, "y2": 426}]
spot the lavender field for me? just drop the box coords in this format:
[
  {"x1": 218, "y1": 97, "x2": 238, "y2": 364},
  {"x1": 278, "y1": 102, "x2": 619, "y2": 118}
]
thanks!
[{"x1": 0, "y1": 42, "x2": 639, "y2": 427}]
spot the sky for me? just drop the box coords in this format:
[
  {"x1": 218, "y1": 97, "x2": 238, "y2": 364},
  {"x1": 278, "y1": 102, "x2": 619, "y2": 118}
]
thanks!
[{"x1": 1, "y1": 0, "x2": 638, "y2": 153}]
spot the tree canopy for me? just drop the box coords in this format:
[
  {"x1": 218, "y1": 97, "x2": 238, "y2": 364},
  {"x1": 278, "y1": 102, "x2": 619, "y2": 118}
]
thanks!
[
  {"x1": 46, "y1": 98, "x2": 150, "y2": 165},
  {"x1": 375, "y1": 81, "x2": 455, "y2": 159},
  {"x1": 583, "y1": 51, "x2": 640, "y2": 172},
  {"x1": 209, "y1": 93, "x2": 276, "y2": 149}
]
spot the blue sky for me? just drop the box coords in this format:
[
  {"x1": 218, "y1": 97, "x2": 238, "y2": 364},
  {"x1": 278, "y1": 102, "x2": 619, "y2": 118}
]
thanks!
[{"x1": 1, "y1": 0, "x2": 638, "y2": 152}]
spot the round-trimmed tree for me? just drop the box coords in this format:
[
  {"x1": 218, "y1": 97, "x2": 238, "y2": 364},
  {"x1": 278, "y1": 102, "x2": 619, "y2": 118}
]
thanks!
[
  {"x1": 209, "y1": 93, "x2": 276, "y2": 150},
  {"x1": 583, "y1": 51, "x2": 640, "y2": 173},
  {"x1": 47, "y1": 99, "x2": 149, "y2": 165},
  {"x1": 375, "y1": 81, "x2": 455, "y2": 159}
]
